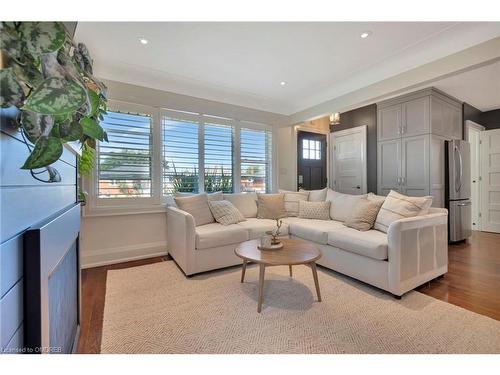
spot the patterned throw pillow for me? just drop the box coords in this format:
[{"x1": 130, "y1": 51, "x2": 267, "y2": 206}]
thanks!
[
  {"x1": 374, "y1": 190, "x2": 433, "y2": 233},
  {"x1": 256, "y1": 193, "x2": 287, "y2": 219},
  {"x1": 298, "y1": 200, "x2": 331, "y2": 220},
  {"x1": 344, "y1": 197, "x2": 384, "y2": 231},
  {"x1": 279, "y1": 189, "x2": 309, "y2": 216},
  {"x1": 208, "y1": 200, "x2": 246, "y2": 226}
]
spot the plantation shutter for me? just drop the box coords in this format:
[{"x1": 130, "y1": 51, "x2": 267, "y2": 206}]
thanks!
[
  {"x1": 240, "y1": 126, "x2": 272, "y2": 193},
  {"x1": 98, "y1": 111, "x2": 152, "y2": 198},
  {"x1": 162, "y1": 110, "x2": 200, "y2": 195},
  {"x1": 203, "y1": 117, "x2": 233, "y2": 193}
]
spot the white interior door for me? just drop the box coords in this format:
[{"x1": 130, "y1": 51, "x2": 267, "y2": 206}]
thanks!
[
  {"x1": 330, "y1": 125, "x2": 367, "y2": 194},
  {"x1": 480, "y1": 128, "x2": 500, "y2": 233},
  {"x1": 466, "y1": 121, "x2": 484, "y2": 230}
]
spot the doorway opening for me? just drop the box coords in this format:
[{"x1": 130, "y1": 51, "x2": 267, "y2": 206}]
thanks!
[{"x1": 297, "y1": 131, "x2": 327, "y2": 190}]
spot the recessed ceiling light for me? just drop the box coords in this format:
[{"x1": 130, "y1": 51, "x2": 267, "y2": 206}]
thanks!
[
  {"x1": 280, "y1": 81, "x2": 287, "y2": 86},
  {"x1": 360, "y1": 31, "x2": 372, "y2": 39},
  {"x1": 139, "y1": 38, "x2": 149, "y2": 45}
]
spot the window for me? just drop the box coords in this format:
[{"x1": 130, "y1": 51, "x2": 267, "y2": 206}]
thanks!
[
  {"x1": 162, "y1": 116, "x2": 199, "y2": 195},
  {"x1": 98, "y1": 111, "x2": 152, "y2": 198},
  {"x1": 204, "y1": 120, "x2": 233, "y2": 193},
  {"x1": 302, "y1": 139, "x2": 321, "y2": 160},
  {"x1": 240, "y1": 127, "x2": 272, "y2": 193}
]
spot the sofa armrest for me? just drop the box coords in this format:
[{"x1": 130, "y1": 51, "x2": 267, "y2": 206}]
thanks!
[
  {"x1": 387, "y1": 210, "x2": 448, "y2": 296},
  {"x1": 167, "y1": 206, "x2": 196, "y2": 275}
]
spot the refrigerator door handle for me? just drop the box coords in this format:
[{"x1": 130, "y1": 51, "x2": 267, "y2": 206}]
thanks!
[
  {"x1": 455, "y1": 145, "x2": 463, "y2": 193},
  {"x1": 457, "y1": 201, "x2": 471, "y2": 206}
]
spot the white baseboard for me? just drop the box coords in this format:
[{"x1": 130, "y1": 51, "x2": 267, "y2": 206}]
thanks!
[{"x1": 81, "y1": 241, "x2": 168, "y2": 269}]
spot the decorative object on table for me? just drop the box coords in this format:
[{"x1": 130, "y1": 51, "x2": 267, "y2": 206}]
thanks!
[
  {"x1": 258, "y1": 218, "x2": 284, "y2": 250},
  {"x1": 0, "y1": 22, "x2": 108, "y2": 190}
]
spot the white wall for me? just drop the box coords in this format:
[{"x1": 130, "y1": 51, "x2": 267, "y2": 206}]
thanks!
[{"x1": 80, "y1": 80, "x2": 288, "y2": 268}]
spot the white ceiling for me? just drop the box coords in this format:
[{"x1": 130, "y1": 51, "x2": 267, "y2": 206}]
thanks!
[{"x1": 75, "y1": 22, "x2": 500, "y2": 115}]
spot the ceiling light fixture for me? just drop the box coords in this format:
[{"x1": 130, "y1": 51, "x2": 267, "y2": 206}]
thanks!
[
  {"x1": 360, "y1": 31, "x2": 372, "y2": 39},
  {"x1": 280, "y1": 81, "x2": 287, "y2": 86},
  {"x1": 139, "y1": 38, "x2": 149, "y2": 45}
]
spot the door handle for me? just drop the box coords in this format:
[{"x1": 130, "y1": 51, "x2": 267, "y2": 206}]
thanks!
[
  {"x1": 454, "y1": 146, "x2": 463, "y2": 193},
  {"x1": 457, "y1": 202, "x2": 471, "y2": 207},
  {"x1": 352, "y1": 186, "x2": 361, "y2": 189}
]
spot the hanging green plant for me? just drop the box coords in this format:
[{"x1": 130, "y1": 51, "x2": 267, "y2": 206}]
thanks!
[{"x1": 0, "y1": 21, "x2": 108, "y2": 182}]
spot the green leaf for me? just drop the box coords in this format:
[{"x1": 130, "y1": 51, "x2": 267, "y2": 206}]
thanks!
[
  {"x1": 19, "y1": 22, "x2": 66, "y2": 55},
  {"x1": 0, "y1": 68, "x2": 25, "y2": 108},
  {"x1": 21, "y1": 110, "x2": 54, "y2": 143},
  {"x1": 11, "y1": 61, "x2": 43, "y2": 88},
  {"x1": 80, "y1": 117, "x2": 105, "y2": 140},
  {"x1": 0, "y1": 24, "x2": 22, "y2": 60},
  {"x1": 23, "y1": 77, "x2": 87, "y2": 115},
  {"x1": 53, "y1": 120, "x2": 83, "y2": 142},
  {"x1": 21, "y1": 136, "x2": 63, "y2": 169},
  {"x1": 88, "y1": 90, "x2": 99, "y2": 116}
]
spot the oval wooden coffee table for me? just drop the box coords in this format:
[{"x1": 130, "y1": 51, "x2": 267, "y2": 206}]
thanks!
[{"x1": 235, "y1": 238, "x2": 322, "y2": 313}]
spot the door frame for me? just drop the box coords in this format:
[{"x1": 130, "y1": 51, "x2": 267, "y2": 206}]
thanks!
[
  {"x1": 292, "y1": 124, "x2": 330, "y2": 191},
  {"x1": 330, "y1": 125, "x2": 368, "y2": 194},
  {"x1": 465, "y1": 120, "x2": 485, "y2": 231}
]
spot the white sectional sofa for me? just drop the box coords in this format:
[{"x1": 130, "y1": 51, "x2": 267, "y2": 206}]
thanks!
[{"x1": 166, "y1": 191, "x2": 448, "y2": 297}]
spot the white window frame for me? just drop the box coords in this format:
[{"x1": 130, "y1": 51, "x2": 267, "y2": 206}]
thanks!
[{"x1": 84, "y1": 101, "x2": 275, "y2": 217}]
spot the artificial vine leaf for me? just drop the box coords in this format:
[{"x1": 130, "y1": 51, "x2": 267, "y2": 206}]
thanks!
[
  {"x1": 41, "y1": 51, "x2": 66, "y2": 79},
  {"x1": 0, "y1": 68, "x2": 25, "y2": 108},
  {"x1": 88, "y1": 89, "x2": 99, "y2": 116},
  {"x1": 53, "y1": 120, "x2": 83, "y2": 142},
  {"x1": 12, "y1": 61, "x2": 43, "y2": 88},
  {"x1": 19, "y1": 22, "x2": 66, "y2": 56},
  {"x1": 0, "y1": 24, "x2": 22, "y2": 60},
  {"x1": 23, "y1": 77, "x2": 87, "y2": 115},
  {"x1": 80, "y1": 117, "x2": 105, "y2": 140},
  {"x1": 21, "y1": 110, "x2": 54, "y2": 143},
  {"x1": 21, "y1": 136, "x2": 63, "y2": 169},
  {"x1": 77, "y1": 43, "x2": 93, "y2": 74}
]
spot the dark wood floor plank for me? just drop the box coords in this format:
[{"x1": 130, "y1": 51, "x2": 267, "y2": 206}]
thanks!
[{"x1": 77, "y1": 233, "x2": 500, "y2": 354}]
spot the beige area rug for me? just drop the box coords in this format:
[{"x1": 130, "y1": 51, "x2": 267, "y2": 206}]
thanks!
[{"x1": 101, "y1": 261, "x2": 500, "y2": 354}]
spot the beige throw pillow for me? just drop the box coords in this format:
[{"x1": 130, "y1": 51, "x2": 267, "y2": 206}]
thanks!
[
  {"x1": 174, "y1": 193, "x2": 215, "y2": 226},
  {"x1": 344, "y1": 197, "x2": 384, "y2": 231},
  {"x1": 298, "y1": 201, "x2": 331, "y2": 220},
  {"x1": 326, "y1": 189, "x2": 368, "y2": 222},
  {"x1": 257, "y1": 193, "x2": 287, "y2": 219},
  {"x1": 279, "y1": 189, "x2": 309, "y2": 216},
  {"x1": 208, "y1": 200, "x2": 246, "y2": 226},
  {"x1": 374, "y1": 190, "x2": 433, "y2": 233},
  {"x1": 223, "y1": 192, "x2": 258, "y2": 218},
  {"x1": 299, "y1": 187, "x2": 328, "y2": 202}
]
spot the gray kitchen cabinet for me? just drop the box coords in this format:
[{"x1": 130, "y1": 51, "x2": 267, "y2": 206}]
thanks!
[{"x1": 377, "y1": 88, "x2": 462, "y2": 207}]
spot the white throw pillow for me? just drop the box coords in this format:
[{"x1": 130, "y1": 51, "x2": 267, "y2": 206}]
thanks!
[
  {"x1": 208, "y1": 200, "x2": 246, "y2": 226},
  {"x1": 374, "y1": 190, "x2": 433, "y2": 233},
  {"x1": 299, "y1": 187, "x2": 328, "y2": 202},
  {"x1": 325, "y1": 189, "x2": 368, "y2": 222},
  {"x1": 174, "y1": 193, "x2": 215, "y2": 226},
  {"x1": 279, "y1": 189, "x2": 309, "y2": 216},
  {"x1": 298, "y1": 201, "x2": 331, "y2": 220},
  {"x1": 222, "y1": 192, "x2": 258, "y2": 218}
]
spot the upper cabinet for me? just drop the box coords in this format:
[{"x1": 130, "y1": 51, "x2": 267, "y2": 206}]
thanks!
[
  {"x1": 377, "y1": 104, "x2": 402, "y2": 141},
  {"x1": 403, "y1": 96, "x2": 430, "y2": 137}
]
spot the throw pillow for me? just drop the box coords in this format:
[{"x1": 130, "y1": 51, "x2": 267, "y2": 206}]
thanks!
[
  {"x1": 374, "y1": 190, "x2": 433, "y2": 233},
  {"x1": 256, "y1": 193, "x2": 287, "y2": 219},
  {"x1": 208, "y1": 200, "x2": 246, "y2": 226},
  {"x1": 222, "y1": 192, "x2": 258, "y2": 218},
  {"x1": 298, "y1": 200, "x2": 331, "y2": 220},
  {"x1": 174, "y1": 193, "x2": 214, "y2": 226},
  {"x1": 344, "y1": 197, "x2": 384, "y2": 231},
  {"x1": 299, "y1": 187, "x2": 328, "y2": 202},
  {"x1": 367, "y1": 192, "x2": 386, "y2": 205},
  {"x1": 279, "y1": 189, "x2": 309, "y2": 216},
  {"x1": 325, "y1": 189, "x2": 368, "y2": 222}
]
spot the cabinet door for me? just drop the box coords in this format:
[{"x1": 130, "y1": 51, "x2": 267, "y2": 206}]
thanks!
[
  {"x1": 377, "y1": 104, "x2": 402, "y2": 141},
  {"x1": 377, "y1": 139, "x2": 401, "y2": 196},
  {"x1": 403, "y1": 96, "x2": 430, "y2": 137},
  {"x1": 401, "y1": 134, "x2": 430, "y2": 197},
  {"x1": 431, "y1": 96, "x2": 462, "y2": 139}
]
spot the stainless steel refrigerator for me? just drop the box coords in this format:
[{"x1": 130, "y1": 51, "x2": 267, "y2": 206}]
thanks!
[{"x1": 445, "y1": 139, "x2": 472, "y2": 242}]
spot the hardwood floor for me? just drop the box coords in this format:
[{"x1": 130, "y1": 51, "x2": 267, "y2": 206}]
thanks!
[{"x1": 77, "y1": 231, "x2": 500, "y2": 353}]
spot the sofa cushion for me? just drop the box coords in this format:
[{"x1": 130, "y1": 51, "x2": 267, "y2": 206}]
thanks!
[
  {"x1": 208, "y1": 200, "x2": 246, "y2": 225},
  {"x1": 327, "y1": 227, "x2": 388, "y2": 260},
  {"x1": 298, "y1": 200, "x2": 331, "y2": 220},
  {"x1": 175, "y1": 193, "x2": 215, "y2": 226},
  {"x1": 279, "y1": 190, "x2": 309, "y2": 216},
  {"x1": 326, "y1": 189, "x2": 368, "y2": 222},
  {"x1": 300, "y1": 187, "x2": 328, "y2": 202},
  {"x1": 284, "y1": 217, "x2": 344, "y2": 245},
  {"x1": 237, "y1": 218, "x2": 289, "y2": 240},
  {"x1": 223, "y1": 192, "x2": 258, "y2": 218},
  {"x1": 257, "y1": 193, "x2": 287, "y2": 219},
  {"x1": 374, "y1": 190, "x2": 433, "y2": 233},
  {"x1": 195, "y1": 223, "x2": 249, "y2": 250},
  {"x1": 344, "y1": 197, "x2": 384, "y2": 231}
]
